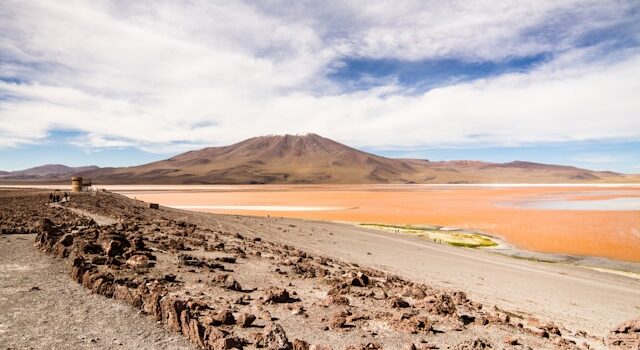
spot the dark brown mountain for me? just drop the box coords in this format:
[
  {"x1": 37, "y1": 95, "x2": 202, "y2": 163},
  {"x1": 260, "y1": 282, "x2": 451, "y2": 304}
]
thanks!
[{"x1": 75, "y1": 134, "x2": 638, "y2": 184}]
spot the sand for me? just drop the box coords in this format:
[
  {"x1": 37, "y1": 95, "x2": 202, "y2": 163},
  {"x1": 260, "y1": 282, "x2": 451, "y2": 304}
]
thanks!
[{"x1": 112, "y1": 184, "x2": 640, "y2": 262}]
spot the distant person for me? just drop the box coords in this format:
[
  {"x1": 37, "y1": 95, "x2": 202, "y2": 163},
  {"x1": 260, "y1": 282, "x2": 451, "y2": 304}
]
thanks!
[
  {"x1": 63, "y1": 192, "x2": 69, "y2": 202},
  {"x1": 48, "y1": 193, "x2": 53, "y2": 203}
]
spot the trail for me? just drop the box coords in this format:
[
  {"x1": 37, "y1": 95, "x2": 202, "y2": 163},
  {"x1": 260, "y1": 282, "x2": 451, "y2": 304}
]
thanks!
[{"x1": 0, "y1": 234, "x2": 194, "y2": 350}]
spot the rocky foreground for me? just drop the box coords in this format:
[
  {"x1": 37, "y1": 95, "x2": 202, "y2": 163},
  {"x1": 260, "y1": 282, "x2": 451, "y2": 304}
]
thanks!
[{"x1": 0, "y1": 189, "x2": 638, "y2": 349}]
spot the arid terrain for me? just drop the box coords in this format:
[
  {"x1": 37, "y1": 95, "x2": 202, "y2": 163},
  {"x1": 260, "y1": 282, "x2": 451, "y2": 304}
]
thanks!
[{"x1": 1, "y1": 188, "x2": 639, "y2": 349}]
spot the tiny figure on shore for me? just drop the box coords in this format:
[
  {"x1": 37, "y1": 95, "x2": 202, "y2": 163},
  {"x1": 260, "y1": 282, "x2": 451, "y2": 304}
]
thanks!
[
  {"x1": 48, "y1": 193, "x2": 53, "y2": 203},
  {"x1": 63, "y1": 192, "x2": 69, "y2": 202}
]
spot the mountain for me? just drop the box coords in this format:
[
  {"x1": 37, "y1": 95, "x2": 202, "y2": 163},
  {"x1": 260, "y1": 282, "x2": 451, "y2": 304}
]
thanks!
[
  {"x1": 75, "y1": 134, "x2": 638, "y2": 184},
  {"x1": 79, "y1": 134, "x2": 431, "y2": 184},
  {"x1": 0, "y1": 164, "x2": 99, "y2": 180}
]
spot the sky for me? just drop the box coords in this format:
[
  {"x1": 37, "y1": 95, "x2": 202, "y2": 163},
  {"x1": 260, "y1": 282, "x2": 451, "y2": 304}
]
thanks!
[{"x1": 1, "y1": 1, "x2": 639, "y2": 173}]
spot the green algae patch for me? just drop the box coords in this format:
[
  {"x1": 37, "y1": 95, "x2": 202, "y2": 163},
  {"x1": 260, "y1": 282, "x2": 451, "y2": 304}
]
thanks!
[{"x1": 359, "y1": 223, "x2": 498, "y2": 249}]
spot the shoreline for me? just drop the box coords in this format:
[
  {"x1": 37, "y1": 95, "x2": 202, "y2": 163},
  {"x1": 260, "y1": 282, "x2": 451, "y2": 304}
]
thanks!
[{"x1": 351, "y1": 221, "x2": 640, "y2": 278}]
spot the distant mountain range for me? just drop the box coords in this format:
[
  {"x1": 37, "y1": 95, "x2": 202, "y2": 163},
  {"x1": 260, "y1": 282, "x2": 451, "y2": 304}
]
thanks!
[
  {"x1": 0, "y1": 164, "x2": 99, "y2": 180},
  {"x1": 1, "y1": 134, "x2": 638, "y2": 184}
]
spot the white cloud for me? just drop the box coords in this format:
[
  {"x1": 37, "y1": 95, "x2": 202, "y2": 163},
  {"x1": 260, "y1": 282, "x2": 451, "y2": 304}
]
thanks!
[{"x1": 0, "y1": 0, "x2": 638, "y2": 152}]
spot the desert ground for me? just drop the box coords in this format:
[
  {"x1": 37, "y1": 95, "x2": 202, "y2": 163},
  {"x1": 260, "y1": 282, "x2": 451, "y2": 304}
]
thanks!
[
  {"x1": 106, "y1": 184, "x2": 640, "y2": 262},
  {"x1": 1, "y1": 187, "x2": 639, "y2": 349}
]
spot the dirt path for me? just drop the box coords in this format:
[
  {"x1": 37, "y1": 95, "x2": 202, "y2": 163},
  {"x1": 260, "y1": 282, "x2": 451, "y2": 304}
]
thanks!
[
  {"x1": 51, "y1": 203, "x2": 117, "y2": 226},
  {"x1": 0, "y1": 234, "x2": 194, "y2": 350},
  {"x1": 175, "y1": 210, "x2": 640, "y2": 339}
]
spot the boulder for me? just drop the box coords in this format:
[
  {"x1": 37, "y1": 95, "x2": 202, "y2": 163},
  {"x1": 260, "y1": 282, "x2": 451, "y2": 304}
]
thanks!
[
  {"x1": 261, "y1": 287, "x2": 292, "y2": 304},
  {"x1": 263, "y1": 323, "x2": 292, "y2": 350}
]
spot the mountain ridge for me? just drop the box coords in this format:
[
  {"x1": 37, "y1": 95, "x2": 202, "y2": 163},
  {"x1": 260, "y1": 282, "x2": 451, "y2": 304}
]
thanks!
[
  {"x1": 0, "y1": 164, "x2": 99, "y2": 180},
  {"x1": 1, "y1": 134, "x2": 637, "y2": 184},
  {"x1": 74, "y1": 134, "x2": 637, "y2": 184}
]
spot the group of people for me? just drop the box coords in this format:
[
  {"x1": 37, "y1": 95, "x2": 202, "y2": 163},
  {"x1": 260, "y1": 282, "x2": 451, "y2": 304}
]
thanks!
[{"x1": 49, "y1": 192, "x2": 69, "y2": 203}]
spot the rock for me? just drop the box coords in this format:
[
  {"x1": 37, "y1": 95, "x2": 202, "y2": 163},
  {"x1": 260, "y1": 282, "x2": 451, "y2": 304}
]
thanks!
[
  {"x1": 263, "y1": 323, "x2": 292, "y2": 350},
  {"x1": 114, "y1": 285, "x2": 143, "y2": 308},
  {"x1": 59, "y1": 233, "x2": 74, "y2": 247},
  {"x1": 454, "y1": 338, "x2": 493, "y2": 349},
  {"x1": 309, "y1": 345, "x2": 333, "y2": 350},
  {"x1": 329, "y1": 314, "x2": 347, "y2": 329},
  {"x1": 322, "y1": 295, "x2": 349, "y2": 306},
  {"x1": 607, "y1": 317, "x2": 640, "y2": 349},
  {"x1": 420, "y1": 294, "x2": 456, "y2": 316},
  {"x1": 388, "y1": 296, "x2": 410, "y2": 308},
  {"x1": 237, "y1": 313, "x2": 256, "y2": 328},
  {"x1": 186, "y1": 318, "x2": 205, "y2": 347},
  {"x1": 349, "y1": 272, "x2": 370, "y2": 287},
  {"x1": 345, "y1": 343, "x2": 381, "y2": 350},
  {"x1": 205, "y1": 309, "x2": 235, "y2": 326},
  {"x1": 205, "y1": 327, "x2": 227, "y2": 346},
  {"x1": 261, "y1": 287, "x2": 292, "y2": 304},
  {"x1": 404, "y1": 344, "x2": 417, "y2": 350},
  {"x1": 293, "y1": 339, "x2": 310, "y2": 350},
  {"x1": 502, "y1": 336, "x2": 519, "y2": 345},
  {"x1": 126, "y1": 254, "x2": 150, "y2": 268},
  {"x1": 106, "y1": 240, "x2": 124, "y2": 257},
  {"x1": 210, "y1": 336, "x2": 244, "y2": 350},
  {"x1": 224, "y1": 277, "x2": 243, "y2": 292},
  {"x1": 160, "y1": 297, "x2": 187, "y2": 333}
]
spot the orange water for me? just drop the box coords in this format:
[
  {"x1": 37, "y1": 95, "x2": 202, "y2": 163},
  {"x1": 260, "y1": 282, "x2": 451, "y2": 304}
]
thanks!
[{"x1": 119, "y1": 185, "x2": 640, "y2": 262}]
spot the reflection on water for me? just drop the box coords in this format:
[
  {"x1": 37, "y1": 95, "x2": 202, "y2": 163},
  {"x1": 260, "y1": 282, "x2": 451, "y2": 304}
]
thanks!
[{"x1": 522, "y1": 197, "x2": 640, "y2": 211}]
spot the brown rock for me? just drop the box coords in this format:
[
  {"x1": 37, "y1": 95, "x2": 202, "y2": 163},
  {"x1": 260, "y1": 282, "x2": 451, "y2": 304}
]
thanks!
[
  {"x1": 224, "y1": 277, "x2": 243, "y2": 292},
  {"x1": 106, "y1": 240, "x2": 124, "y2": 257},
  {"x1": 262, "y1": 287, "x2": 292, "y2": 304},
  {"x1": 454, "y1": 338, "x2": 493, "y2": 349},
  {"x1": 607, "y1": 317, "x2": 640, "y2": 349},
  {"x1": 502, "y1": 336, "x2": 519, "y2": 346},
  {"x1": 420, "y1": 294, "x2": 456, "y2": 316},
  {"x1": 210, "y1": 336, "x2": 243, "y2": 350},
  {"x1": 309, "y1": 345, "x2": 333, "y2": 350},
  {"x1": 205, "y1": 309, "x2": 236, "y2": 326},
  {"x1": 263, "y1": 323, "x2": 292, "y2": 350},
  {"x1": 160, "y1": 297, "x2": 187, "y2": 333},
  {"x1": 388, "y1": 296, "x2": 410, "y2": 308},
  {"x1": 114, "y1": 285, "x2": 143, "y2": 308},
  {"x1": 322, "y1": 295, "x2": 350, "y2": 306},
  {"x1": 237, "y1": 313, "x2": 256, "y2": 328},
  {"x1": 205, "y1": 327, "x2": 227, "y2": 346},
  {"x1": 126, "y1": 254, "x2": 151, "y2": 268},
  {"x1": 293, "y1": 339, "x2": 310, "y2": 350},
  {"x1": 59, "y1": 233, "x2": 74, "y2": 247},
  {"x1": 349, "y1": 272, "x2": 370, "y2": 287},
  {"x1": 329, "y1": 315, "x2": 347, "y2": 330},
  {"x1": 142, "y1": 289, "x2": 163, "y2": 321}
]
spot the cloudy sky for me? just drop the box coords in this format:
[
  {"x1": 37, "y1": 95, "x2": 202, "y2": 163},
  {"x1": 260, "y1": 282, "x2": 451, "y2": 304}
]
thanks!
[{"x1": 1, "y1": 0, "x2": 639, "y2": 172}]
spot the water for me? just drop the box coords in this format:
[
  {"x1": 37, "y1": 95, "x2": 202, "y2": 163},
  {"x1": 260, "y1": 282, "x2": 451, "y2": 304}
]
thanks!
[{"x1": 521, "y1": 197, "x2": 640, "y2": 211}]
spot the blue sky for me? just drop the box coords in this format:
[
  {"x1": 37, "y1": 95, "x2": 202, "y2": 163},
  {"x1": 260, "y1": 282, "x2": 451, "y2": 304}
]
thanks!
[{"x1": 1, "y1": 1, "x2": 639, "y2": 173}]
